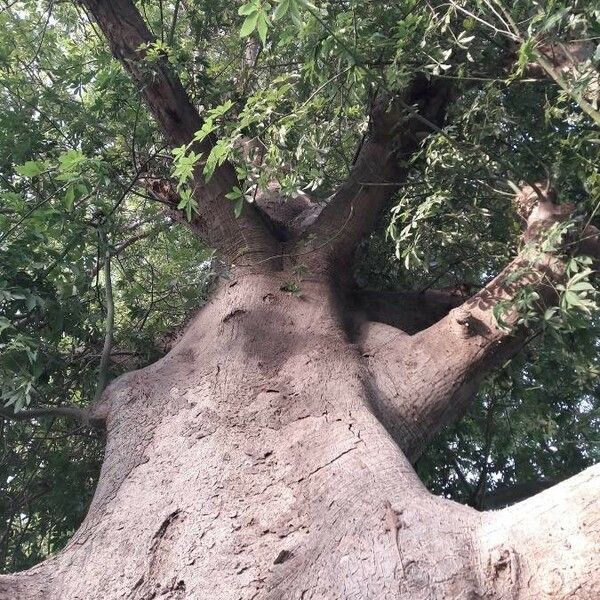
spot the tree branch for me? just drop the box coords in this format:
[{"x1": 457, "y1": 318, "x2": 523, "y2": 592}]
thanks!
[
  {"x1": 297, "y1": 77, "x2": 451, "y2": 280},
  {"x1": 351, "y1": 288, "x2": 465, "y2": 336},
  {"x1": 93, "y1": 229, "x2": 114, "y2": 403},
  {"x1": 533, "y1": 48, "x2": 600, "y2": 128},
  {"x1": 89, "y1": 223, "x2": 166, "y2": 279},
  {"x1": 78, "y1": 0, "x2": 278, "y2": 269},
  {"x1": 363, "y1": 183, "x2": 600, "y2": 461},
  {"x1": 478, "y1": 478, "x2": 559, "y2": 510},
  {"x1": 0, "y1": 404, "x2": 104, "y2": 428},
  {"x1": 478, "y1": 463, "x2": 600, "y2": 599}
]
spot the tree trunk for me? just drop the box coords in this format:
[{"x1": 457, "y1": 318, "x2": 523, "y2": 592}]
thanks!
[
  {"x1": 2, "y1": 0, "x2": 597, "y2": 594},
  {"x1": 1, "y1": 273, "x2": 598, "y2": 599}
]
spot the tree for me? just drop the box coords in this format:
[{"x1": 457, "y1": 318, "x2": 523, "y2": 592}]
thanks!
[{"x1": 0, "y1": 0, "x2": 599, "y2": 598}]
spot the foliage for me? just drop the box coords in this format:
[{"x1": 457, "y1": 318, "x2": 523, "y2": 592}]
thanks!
[
  {"x1": 0, "y1": 0, "x2": 599, "y2": 572},
  {"x1": 0, "y1": 0, "x2": 216, "y2": 568}
]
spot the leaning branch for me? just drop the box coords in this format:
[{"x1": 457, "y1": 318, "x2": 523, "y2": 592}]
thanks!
[
  {"x1": 298, "y1": 77, "x2": 451, "y2": 280},
  {"x1": 363, "y1": 184, "x2": 599, "y2": 461},
  {"x1": 77, "y1": 0, "x2": 277, "y2": 268},
  {"x1": 533, "y1": 48, "x2": 600, "y2": 128},
  {"x1": 0, "y1": 404, "x2": 104, "y2": 428},
  {"x1": 478, "y1": 463, "x2": 600, "y2": 599}
]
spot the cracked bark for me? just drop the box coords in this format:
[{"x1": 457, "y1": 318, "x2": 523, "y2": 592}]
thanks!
[
  {"x1": 2, "y1": 3, "x2": 599, "y2": 598},
  {"x1": 2, "y1": 271, "x2": 598, "y2": 600}
]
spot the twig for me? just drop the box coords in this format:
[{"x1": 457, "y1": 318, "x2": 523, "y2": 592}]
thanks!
[
  {"x1": 93, "y1": 228, "x2": 115, "y2": 403},
  {"x1": 0, "y1": 405, "x2": 101, "y2": 427},
  {"x1": 533, "y1": 50, "x2": 600, "y2": 128}
]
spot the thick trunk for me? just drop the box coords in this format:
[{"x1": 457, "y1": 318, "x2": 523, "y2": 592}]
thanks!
[{"x1": 1, "y1": 274, "x2": 598, "y2": 599}]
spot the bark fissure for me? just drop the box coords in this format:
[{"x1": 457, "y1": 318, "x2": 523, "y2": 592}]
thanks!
[{"x1": 1, "y1": 272, "x2": 599, "y2": 599}]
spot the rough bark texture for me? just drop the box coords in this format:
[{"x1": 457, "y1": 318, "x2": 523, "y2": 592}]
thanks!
[
  {"x1": 299, "y1": 80, "x2": 451, "y2": 282},
  {"x1": 1, "y1": 273, "x2": 599, "y2": 600},
  {"x1": 361, "y1": 187, "x2": 600, "y2": 461},
  {"x1": 479, "y1": 464, "x2": 600, "y2": 600},
  {"x1": 79, "y1": 0, "x2": 278, "y2": 268},
  {"x1": 2, "y1": 2, "x2": 599, "y2": 598},
  {"x1": 0, "y1": 275, "x2": 480, "y2": 599}
]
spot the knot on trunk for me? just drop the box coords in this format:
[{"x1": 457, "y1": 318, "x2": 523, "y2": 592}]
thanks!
[
  {"x1": 454, "y1": 309, "x2": 491, "y2": 339},
  {"x1": 484, "y1": 545, "x2": 520, "y2": 600}
]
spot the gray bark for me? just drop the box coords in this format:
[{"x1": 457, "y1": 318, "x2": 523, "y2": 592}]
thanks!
[
  {"x1": 2, "y1": 2, "x2": 597, "y2": 597},
  {"x1": 1, "y1": 274, "x2": 598, "y2": 599}
]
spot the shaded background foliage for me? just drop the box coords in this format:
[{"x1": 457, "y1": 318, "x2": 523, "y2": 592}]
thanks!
[{"x1": 1, "y1": 0, "x2": 599, "y2": 572}]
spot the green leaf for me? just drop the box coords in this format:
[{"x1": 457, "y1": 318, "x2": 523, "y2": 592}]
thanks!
[
  {"x1": 273, "y1": 0, "x2": 290, "y2": 20},
  {"x1": 58, "y1": 149, "x2": 86, "y2": 173},
  {"x1": 238, "y1": 2, "x2": 258, "y2": 16},
  {"x1": 203, "y1": 139, "x2": 231, "y2": 181},
  {"x1": 0, "y1": 316, "x2": 12, "y2": 334},
  {"x1": 15, "y1": 161, "x2": 45, "y2": 178},
  {"x1": 177, "y1": 188, "x2": 198, "y2": 221},
  {"x1": 233, "y1": 196, "x2": 244, "y2": 218},
  {"x1": 257, "y1": 12, "x2": 269, "y2": 45},
  {"x1": 569, "y1": 281, "x2": 594, "y2": 292},
  {"x1": 568, "y1": 269, "x2": 594, "y2": 286},
  {"x1": 289, "y1": 0, "x2": 302, "y2": 26},
  {"x1": 296, "y1": 0, "x2": 317, "y2": 10},
  {"x1": 564, "y1": 290, "x2": 586, "y2": 308},
  {"x1": 516, "y1": 38, "x2": 535, "y2": 76},
  {"x1": 225, "y1": 186, "x2": 243, "y2": 200},
  {"x1": 194, "y1": 120, "x2": 217, "y2": 143},
  {"x1": 64, "y1": 185, "x2": 75, "y2": 210},
  {"x1": 240, "y1": 12, "x2": 259, "y2": 37},
  {"x1": 172, "y1": 150, "x2": 200, "y2": 185},
  {"x1": 537, "y1": 8, "x2": 570, "y2": 33}
]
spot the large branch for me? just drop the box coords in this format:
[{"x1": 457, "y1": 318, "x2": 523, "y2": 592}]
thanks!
[
  {"x1": 0, "y1": 404, "x2": 104, "y2": 428},
  {"x1": 478, "y1": 463, "x2": 600, "y2": 599},
  {"x1": 478, "y1": 478, "x2": 559, "y2": 510},
  {"x1": 363, "y1": 184, "x2": 600, "y2": 461},
  {"x1": 297, "y1": 77, "x2": 451, "y2": 280},
  {"x1": 350, "y1": 288, "x2": 465, "y2": 335},
  {"x1": 78, "y1": 0, "x2": 277, "y2": 268}
]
